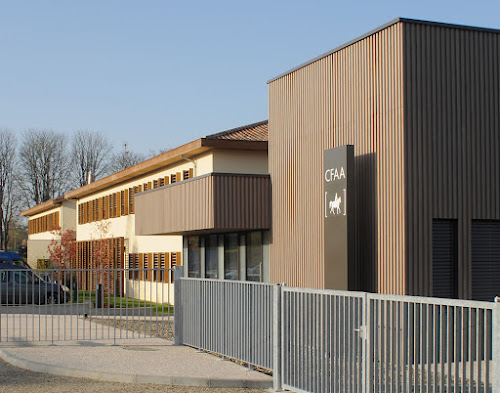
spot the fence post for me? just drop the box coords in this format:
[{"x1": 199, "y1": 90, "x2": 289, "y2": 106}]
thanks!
[
  {"x1": 493, "y1": 297, "x2": 500, "y2": 391},
  {"x1": 273, "y1": 284, "x2": 282, "y2": 391},
  {"x1": 174, "y1": 265, "x2": 184, "y2": 345},
  {"x1": 363, "y1": 293, "x2": 370, "y2": 393}
]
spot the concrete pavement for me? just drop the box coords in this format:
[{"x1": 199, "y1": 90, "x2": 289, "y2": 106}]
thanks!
[{"x1": 0, "y1": 314, "x2": 272, "y2": 388}]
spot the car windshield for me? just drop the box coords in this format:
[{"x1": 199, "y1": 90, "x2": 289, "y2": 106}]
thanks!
[
  {"x1": 13, "y1": 258, "x2": 26, "y2": 266},
  {"x1": 13, "y1": 271, "x2": 40, "y2": 284}
]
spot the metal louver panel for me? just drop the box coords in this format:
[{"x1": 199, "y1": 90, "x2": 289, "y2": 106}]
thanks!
[
  {"x1": 472, "y1": 220, "x2": 500, "y2": 301},
  {"x1": 432, "y1": 219, "x2": 458, "y2": 298}
]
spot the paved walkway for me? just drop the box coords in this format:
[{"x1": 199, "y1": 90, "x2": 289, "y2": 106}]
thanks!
[{"x1": 0, "y1": 313, "x2": 272, "y2": 388}]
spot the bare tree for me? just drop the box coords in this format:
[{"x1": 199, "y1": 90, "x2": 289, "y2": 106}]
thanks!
[
  {"x1": 71, "y1": 130, "x2": 111, "y2": 187},
  {"x1": 109, "y1": 143, "x2": 145, "y2": 173},
  {"x1": 19, "y1": 129, "x2": 69, "y2": 206},
  {"x1": 0, "y1": 130, "x2": 19, "y2": 249}
]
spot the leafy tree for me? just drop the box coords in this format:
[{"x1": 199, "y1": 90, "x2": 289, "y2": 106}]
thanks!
[{"x1": 47, "y1": 228, "x2": 77, "y2": 269}]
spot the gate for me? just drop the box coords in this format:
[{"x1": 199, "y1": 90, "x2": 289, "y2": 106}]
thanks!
[
  {"x1": 175, "y1": 268, "x2": 500, "y2": 393},
  {"x1": 0, "y1": 267, "x2": 173, "y2": 344}
]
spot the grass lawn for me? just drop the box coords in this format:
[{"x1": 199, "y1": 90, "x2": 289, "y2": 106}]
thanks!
[{"x1": 77, "y1": 290, "x2": 173, "y2": 314}]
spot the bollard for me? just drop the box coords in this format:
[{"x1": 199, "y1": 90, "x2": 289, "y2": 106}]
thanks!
[
  {"x1": 72, "y1": 281, "x2": 78, "y2": 302},
  {"x1": 96, "y1": 283, "x2": 103, "y2": 308}
]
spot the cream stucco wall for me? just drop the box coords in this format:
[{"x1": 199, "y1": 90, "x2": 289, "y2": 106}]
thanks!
[
  {"x1": 212, "y1": 149, "x2": 268, "y2": 174},
  {"x1": 75, "y1": 153, "x2": 213, "y2": 255},
  {"x1": 61, "y1": 200, "x2": 77, "y2": 233}
]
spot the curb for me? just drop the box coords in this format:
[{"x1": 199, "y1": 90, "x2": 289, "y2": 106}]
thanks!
[{"x1": 0, "y1": 348, "x2": 272, "y2": 388}]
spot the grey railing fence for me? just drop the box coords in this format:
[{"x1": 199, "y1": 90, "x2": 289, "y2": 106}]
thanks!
[
  {"x1": 174, "y1": 267, "x2": 500, "y2": 393},
  {"x1": 0, "y1": 267, "x2": 174, "y2": 344},
  {"x1": 175, "y1": 276, "x2": 274, "y2": 370}
]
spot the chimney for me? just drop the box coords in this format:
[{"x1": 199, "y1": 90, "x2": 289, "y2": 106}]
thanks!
[{"x1": 87, "y1": 172, "x2": 92, "y2": 185}]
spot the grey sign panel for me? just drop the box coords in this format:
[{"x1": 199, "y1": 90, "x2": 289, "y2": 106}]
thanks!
[{"x1": 324, "y1": 145, "x2": 354, "y2": 290}]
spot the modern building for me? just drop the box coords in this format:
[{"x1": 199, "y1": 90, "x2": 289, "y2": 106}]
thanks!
[
  {"x1": 22, "y1": 198, "x2": 77, "y2": 268},
  {"x1": 267, "y1": 18, "x2": 500, "y2": 301},
  {"x1": 22, "y1": 121, "x2": 270, "y2": 302},
  {"x1": 22, "y1": 18, "x2": 500, "y2": 302}
]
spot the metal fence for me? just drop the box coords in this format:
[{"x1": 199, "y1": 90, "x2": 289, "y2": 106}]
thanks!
[
  {"x1": 0, "y1": 267, "x2": 173, "y2": 344},
  {"x1": 176, "y1": 276, "x2": 274, "y2": 370},
  {"x1": 174, "y1": 270, "x2": 500, "y2": 393},
  {"x1": 366, "y1": 294, "x2": 497, "y2": 393}
]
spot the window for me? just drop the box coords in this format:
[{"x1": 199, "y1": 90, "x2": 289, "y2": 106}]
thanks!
[
  {"x1": 224, "y1": 234, "x2": 240, "y2": 280},
  {"x1": 205, "y1": 234, "x2": 218, "y2": 278},
  {"x1": 188, "y1": 236, "x2": 201, "y2": 278},
  {"x1": 246, "y1": 231, "x2": 263, "y2": 282}
]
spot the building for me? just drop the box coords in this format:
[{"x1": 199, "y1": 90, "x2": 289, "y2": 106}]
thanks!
[
  {"x1": 267, "y1": 18, "x2": 500, "y2": 301},
  {"x1": 22, "y1": 121, "x2": 270, "y2": 301},
  {"x1": 23, "y1": 18, "x2": 500, "y2": 302},
  {"x1": 22, "y1": 198, "x2": 77, "y2": 268}
]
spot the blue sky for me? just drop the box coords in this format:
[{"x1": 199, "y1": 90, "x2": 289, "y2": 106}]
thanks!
[{"x1": 0, "y1": 0, "x2": 498, "y2": 155}]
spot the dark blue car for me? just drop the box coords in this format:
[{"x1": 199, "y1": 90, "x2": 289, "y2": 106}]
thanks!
[
  {"x1": 0, "y1": 252, "x2": 29, "y2": 267},
  {"x1": 0, "y1": 264, "x2": 70, "y2": 305}
]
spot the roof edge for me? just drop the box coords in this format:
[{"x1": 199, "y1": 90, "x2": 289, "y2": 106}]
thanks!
[
  {"x1": 205, "y1": 120, "x2": 268, "y2": 139},
  {"x1": 267, "y1": 17, "x2": 500, "y2": 84},
  {"x1": 64, "y1": 138, "x2": 205, "y2": 200},
  {"x1": 21, "y1": 197, "x2": 65, "y2": 217}
]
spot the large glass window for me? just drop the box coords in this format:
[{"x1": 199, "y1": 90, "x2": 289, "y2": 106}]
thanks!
[
  {"x1": 224, "y1": 234, "x2": 240, "y2": 280},
  {"x1": 205, "y1": 234, "x2": 218, "y2": 278},
  {"x1": 246, "y1": 231, "x2": 263, "y2": 282},
  {"x1": 187, "y1": 236, "x2": 201, "y2": 278}
]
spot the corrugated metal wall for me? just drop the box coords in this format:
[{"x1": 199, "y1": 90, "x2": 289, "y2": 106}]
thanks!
[
  {"x1": 135, "y1": 173, "x2": 271, "y2": 235},
  {"x1": 269, "y1": 23, "x2": 406, "y2": 292},
  {"x1": 404, "y1": 23, "x2": 500, "y2": 298}
]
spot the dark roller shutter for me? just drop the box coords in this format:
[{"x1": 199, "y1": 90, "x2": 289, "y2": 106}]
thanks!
[
  {"x1": 472, "y1": 220, "x2": 500, "y2": 301},
  {"x1": 432, "y1": 219, "x2": 458, "y2": 298}
]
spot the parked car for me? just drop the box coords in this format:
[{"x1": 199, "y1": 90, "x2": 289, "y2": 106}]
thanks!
[
  {"x1": 0, "y1": 251, "x2": 29, "y2": 267},
  {"x1": 0, "y1": 264, "x2": 70, "y2": 305}
]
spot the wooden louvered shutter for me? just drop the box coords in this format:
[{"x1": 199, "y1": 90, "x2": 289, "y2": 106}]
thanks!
[
  {"x1": 124, "y1": 189, "x2": 129, "y2": 215},
  {"x1": 116, "y1": 192, "x2": 121, "y2": 216}
]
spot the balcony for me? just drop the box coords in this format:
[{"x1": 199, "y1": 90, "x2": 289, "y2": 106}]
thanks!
[{"x1": 135, "y1": 173, "x2": 271, "y2": 235}]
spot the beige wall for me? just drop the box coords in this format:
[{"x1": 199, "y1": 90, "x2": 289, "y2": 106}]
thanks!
[
  {"x1": 61, "y1": 200, "x2": 77, "y2": 233},
  {"x1": 212, "y1": 150, "x2": 268, "y2": 174},
  {"x1": 27, "y1": 239, "x2": 52, "y2": 268}
]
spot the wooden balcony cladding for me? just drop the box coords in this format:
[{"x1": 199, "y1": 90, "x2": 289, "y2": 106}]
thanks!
[{"x1": 135, "y1": 173, "x2": 271, "y2": 235}]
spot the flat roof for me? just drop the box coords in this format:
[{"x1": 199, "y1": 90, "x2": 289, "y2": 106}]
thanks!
[
  {"x1": 21, "y1": 197, "x2": 65, "y2": 217},
  {"x1": 267, "y1": 17, "x2": 500, "y2": 84}
]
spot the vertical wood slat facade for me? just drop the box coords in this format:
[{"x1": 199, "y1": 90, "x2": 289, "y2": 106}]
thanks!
[
  {"x1": 269, "y1": 19, "x2": 500, "y2": 298},
  {"x1": 404, "y1": 24, "x2": 500, "y2": 298},
  {"x1": 269, "y1": 23, "x2": 405, "y2": 293},
  {"x1": 135, "y1": 173, "x2": 271, "y2": 235}
]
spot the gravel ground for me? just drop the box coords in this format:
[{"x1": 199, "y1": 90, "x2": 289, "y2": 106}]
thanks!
[
  {"x1": 90, "y1": 317, "x2": 175, "y2": 340},
  {"x1": 0, "y1": 357, "x2": 267, "y2": 393}
]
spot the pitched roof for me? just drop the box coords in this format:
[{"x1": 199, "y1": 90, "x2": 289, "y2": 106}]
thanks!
[
  {"x1": 61, "y1": 122, "x2": 267, "y2": 201},
  {"x1": 205, "y1": 120, "x2": 268, "y2": 142}
]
